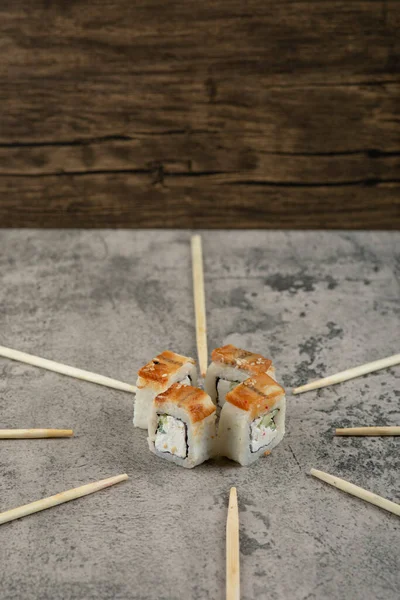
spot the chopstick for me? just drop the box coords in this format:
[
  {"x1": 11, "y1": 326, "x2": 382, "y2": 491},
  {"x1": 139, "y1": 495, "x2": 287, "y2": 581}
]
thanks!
[
  {"x1": 226, "y1": 487, "x2": 240, "y2": 600},
  {"x1": 336, "y1": 427, "x2": 400, "y2": 436},
  {"x1": 0, "y1": 429, "x2": 73, "y2": 439},
  {"x1": 0, "y1": 474, "x2": 128, "y2": 526},
  {"x1": 310, "y1": 469, "x2": 400, "y2": 517},
  {"x1": 293, "y1": 353, "x2": 400, "y2": 395},
  {"x1": 191, "y1": 235, "x2": 208, "y2": 377},
  {"x1": 0, "y1": 345, "x2": 137, "y2": 394}
]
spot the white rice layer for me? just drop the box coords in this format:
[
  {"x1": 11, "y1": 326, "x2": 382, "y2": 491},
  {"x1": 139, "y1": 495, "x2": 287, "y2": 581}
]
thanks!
[
  {"x1": 204, "y1": 363, "x2": 252, "y2": 405},
  {"x1": 216, "y1": 378, "x2": 240, "y2": 407},
  {"x1": 217, "y1": 396, "x2": 286, "y2": 466},
  {"x1": 205, "y1": 361, "x2": 276, "y2": 407}
]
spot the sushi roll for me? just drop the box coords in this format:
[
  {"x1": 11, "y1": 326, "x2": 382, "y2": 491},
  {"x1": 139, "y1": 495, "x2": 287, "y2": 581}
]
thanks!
[
  {"x1": 204, "y1": 344, "x2": 275, "y2": 408},
  {"x1": 134, "y1": 351, "x2": 197, "y2": 429},
  {"x1": 148, "y1": 383, "x2": 216, "y2": 469},
  {"x1": 218, "y1": 372, "x2": 286, "y2": 466}
]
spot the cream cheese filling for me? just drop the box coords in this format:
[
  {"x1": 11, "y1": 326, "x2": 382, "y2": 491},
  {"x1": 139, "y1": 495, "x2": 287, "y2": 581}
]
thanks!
[
  {"x1": 155, "y1": 414, "x2": 187, "y2": 458},
  {"x1": 250, "y1": 409, "x2": 279, "y2": 453}
]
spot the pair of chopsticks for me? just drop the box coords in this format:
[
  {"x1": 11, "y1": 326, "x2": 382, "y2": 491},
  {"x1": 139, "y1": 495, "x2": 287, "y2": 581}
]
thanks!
[
  {"x1": 0, "y1": 258, "x2": 134, "y2": 525},
  {"x1": 192, "y1": 235, "x2": 400, "y2": 396},
  {"x1": 192, "y1": 235, "x2": 400, "y2": 391},
  {"x1": 0, "y1": 346, "x2": 137, "y2": 440},
  {"x1": 0, "y1": 238, "x2": 204, "y2": 529},
  {"x1": 0, "y1": 361, "x2": 127, "y2": 526},
  {"x1": 294, "y1": 357, "x2": 400, "y2": 437},
  {"x1": 0, "y1": 236, "x2": 208, "y2": 391},
  {"x1": 0, "y1": 239, "x2": 398, "y2": 500},
  {"x1": 0, "y1": 324, "x2": 137, "y2": 441},
  {"x1": 192, "y1": 237, "x2": 400, "y2": 438},
  {"x1": 0, "y1": 238, "x2": 397, "y2": 395},
  {"x1": 11, "y1": 470, "x2": 397, "y2": 585},
  {"x1": 227, "y1": 474, "x2": 400, "y2": 598}
]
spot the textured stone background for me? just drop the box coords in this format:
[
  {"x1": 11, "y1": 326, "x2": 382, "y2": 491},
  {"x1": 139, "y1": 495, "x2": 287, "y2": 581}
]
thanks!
[{"x1": 0, "y1": 230, "x2": 399, "y2": 600}]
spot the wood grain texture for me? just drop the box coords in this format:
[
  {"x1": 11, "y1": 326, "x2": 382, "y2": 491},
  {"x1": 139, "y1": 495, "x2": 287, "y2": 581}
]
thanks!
[{"x1": 0, "y1": 1, "x2": 399, "y2": 228}]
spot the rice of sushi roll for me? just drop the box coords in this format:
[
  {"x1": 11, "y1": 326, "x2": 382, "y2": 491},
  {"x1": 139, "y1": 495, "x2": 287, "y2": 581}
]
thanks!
[
  {"x1": 134, "y1": 351, "x2": 197, "y2": 429},
  {"x1": 204, "y1": 344, "x2": 276, "y2": 408},
  {"x1": 148, "y1": 383, "x2": 216, "y2": 469},
  {"x1": 218, "y1": 372, "x2": 285, "y2": 466}
]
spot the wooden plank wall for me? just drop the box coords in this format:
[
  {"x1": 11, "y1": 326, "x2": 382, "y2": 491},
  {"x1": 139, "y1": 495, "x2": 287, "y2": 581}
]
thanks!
[{"x1": 0, "y1": 0, "x2": 399, "y2": 228}]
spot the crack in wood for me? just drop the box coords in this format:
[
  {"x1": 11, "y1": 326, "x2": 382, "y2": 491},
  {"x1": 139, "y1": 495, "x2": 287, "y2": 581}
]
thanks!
[
  {"x1": 260, "y1": 149, "x2": 400, "y2": 158},
  {"x1": 0, "y1": 130, "x2": 220, "y2": 148},
  {"x1": 261, "y1": 79, "x2": 400, "y2": 89},
  {"x1": 0, "y1": 169, "x2": 225, "y2": 179},
  {"x1": 0, "y1": 142, "x2": 398, "y2": 160},
  {"x1": 0, "y1": 1, "x2": 399, "y2": 228},
  {"x1": 229, "y1": 178, "x2": 400, "y2": 188},
  {"x1": 1, "y1": 170, "x2": 399, "y2": 191},
  {"x1": 0, "y1": 136, "x2": 133, "y2": 149}
]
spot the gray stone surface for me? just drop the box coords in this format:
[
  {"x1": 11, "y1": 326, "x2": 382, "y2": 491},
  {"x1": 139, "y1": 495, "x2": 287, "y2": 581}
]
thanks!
[{"x1": 0, "y1": 230, "x2": 399, "y2": 600}]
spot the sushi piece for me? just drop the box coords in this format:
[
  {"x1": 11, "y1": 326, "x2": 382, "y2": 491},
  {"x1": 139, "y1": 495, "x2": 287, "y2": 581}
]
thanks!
[
  {"x1": 204, "y1": 345, "x2": 275, "y2": 408},
  {"x1": 134, "y1": 351, "x2": 197, "y2": 429},
  {"x1": 148, "y1": 383, "x2": 216, "y2": 469},
  {"x1": 218, "y1": 372, "x2": 286, "y2": 466}
]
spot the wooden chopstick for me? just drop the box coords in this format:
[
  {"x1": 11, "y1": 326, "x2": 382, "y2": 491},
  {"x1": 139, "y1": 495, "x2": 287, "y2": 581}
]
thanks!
[
  {"x1": 293, "y1": 353, "x2": 400, "y2": 395},
  {"x1": 226, "y1": 487, "x2": 240, "y2": 600},
  {"x1": 191, "y1": 235, "x2": 208, "y2": 377},
  {"x1": 310, "y1": 469, "x2": 400, "y2": 517},
  {"x1": 0, "y1": 474, "x2": 128, "y2": 526},
  {"x1": 336, "y1": 427, "x2": 400, "y2": 436},
  {"x1": 0, "y1": 429, "x2": 73, "y2": 439},
  {"x1": 0, "y1": 345, "x2": 137, "y2": 394}
]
